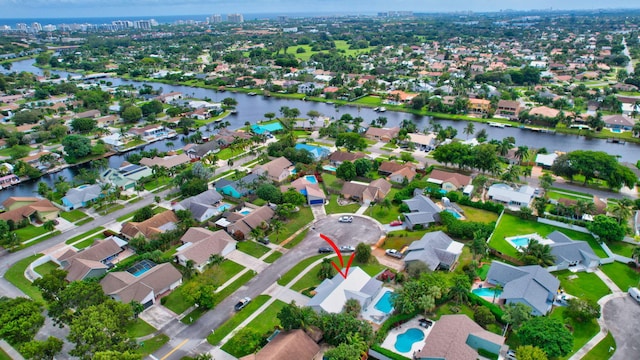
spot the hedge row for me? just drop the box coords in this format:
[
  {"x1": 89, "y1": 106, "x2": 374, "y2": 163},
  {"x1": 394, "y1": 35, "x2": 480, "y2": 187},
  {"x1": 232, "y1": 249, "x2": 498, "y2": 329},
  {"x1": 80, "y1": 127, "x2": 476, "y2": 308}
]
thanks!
[
  {"x1": 468, "y1": 293, "x2": 506, "y2": 324},
  {"x1": 375, "y1": 312, "x2": 417, "y2": 343},
  {"x1": 370, "y1": 344, "x2": 412, "y2": 360}
]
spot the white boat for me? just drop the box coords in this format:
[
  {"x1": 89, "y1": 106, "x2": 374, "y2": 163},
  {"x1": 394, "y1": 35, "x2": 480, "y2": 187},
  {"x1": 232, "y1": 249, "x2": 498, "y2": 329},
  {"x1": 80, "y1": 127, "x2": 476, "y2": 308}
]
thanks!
[
  {"x1": 377, "y1": 107, "x2": 387, "y2": 112},
  {"x1": 488, "y1": 122, "x2": 505, "y2": 128}
]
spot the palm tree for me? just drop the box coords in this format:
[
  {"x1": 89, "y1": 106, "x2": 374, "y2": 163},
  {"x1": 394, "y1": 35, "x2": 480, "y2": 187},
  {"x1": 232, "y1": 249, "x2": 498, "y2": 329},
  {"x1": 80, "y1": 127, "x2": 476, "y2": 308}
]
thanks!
[
  {"x1": 609, "y1": 200, "x2": 632, "y2": 224},
  {"x1": 498, "y1": 137, "x2": 515, "y2": 157},
  {"x1": 450, "y1": 275, "x2": 471, "y2": 305},
  {"x1": 463, "y1": 122, "x2": 475, "y2": 139},
  {"x1": 519, "y1": 239, "x2": 555, "y2": 266},
  {"x1": 270, "y1": 220, "x2": 284, "y2": 242},
  {"x1": 521, "y1": 166, "x2": 532, "y2": 180},
  {"x1": 514, "y1": 146, "x2": 529, "y2": 164},
  {"x1": 166, "y1": 141, "x2": 174, "y2": 150},
  {"x1": 632, "y1": 246, "x2": 640, "y2": 264},
  {"x1": 43, "y1": 220, "x2": 56, "y2": 232},
  {"x1": 184, "y1": 260, "x2": 196, "y2": 280},
  {"x1": 492, "y1": 284, "x2": 503, "y2": 304}
]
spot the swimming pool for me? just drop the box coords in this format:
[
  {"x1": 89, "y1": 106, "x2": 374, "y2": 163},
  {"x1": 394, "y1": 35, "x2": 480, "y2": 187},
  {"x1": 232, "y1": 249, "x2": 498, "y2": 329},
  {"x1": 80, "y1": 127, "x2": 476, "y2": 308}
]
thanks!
[
  {"x1": 323, "y1": 165, "x2": 337, "y2": 172},
  {"x1": 217, "y1": 204, "x2": 232, "y2": 212},
  {"x1": 127, "y1": 259, "x2": 156, "y2": 277},
  {"x1": 446, "y1": 209, "x2": 462, "y2": 219},
  {"x1": 511, "y1": 237, "x2": 531, "y2": 247},
  {"x1": 472, "y1": 287, "x2": 503, "y2": 298},
  {"x1": 252, "y1": 122, "x2": 283, "y2": 134},
  {"x1": 394, "y1": 328, "x2": 425, "y2": 353},
  {"x1": 305, "y1": 175, "x2": 318, "y2": 184},
  {"x1": 240, "y1": 210, "x2": 251, "y2": 215},
  {"x1": 374, "y1": 290, "x2": 394, "y2": 314},
  {"x1": 612, "y1": 128, "x2": 622, "y2": 133}
]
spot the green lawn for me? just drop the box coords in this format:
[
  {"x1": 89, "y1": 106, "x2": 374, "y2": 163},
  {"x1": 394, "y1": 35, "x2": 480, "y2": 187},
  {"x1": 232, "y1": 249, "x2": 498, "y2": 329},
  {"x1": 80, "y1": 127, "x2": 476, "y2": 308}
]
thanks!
[
  {"x1": 554, "y1": 270, "x2": 611, "y2": 303},
  {"x1": 74, "y1": 218, "x2": 93, "y2": 226},
  {"x1": 212, "y1": 271, "x2": 255, "y2": 306},
  {"x1": 352, "y1": 95, "x2": 382, "y2": 106},
  {"x1": 4, "y1": 254, "x2": 44, "y2": 303},
  {"x1": 207, "y1": 295, "x2": 271, "y2": 345},
  {"x1": 550, "y1": 307, "x2": 600, "y2": 360},
  {"x1": 370, "y1": 203, "x2": 403, "y2": 224},
  {"x1": 547, "y1": 191, "x2": 590, "y2": 202},
  {"x1": 606, "y1": 241, "x2": 638, "y2": 258},
  {"x1": 236, "y1": 241, "x2": 271, "y2": 258},
  {"x1": 325, "y1": 194, "x2": 361, "y2": 214},
  {"x1": 356, "y1": 260, "x2": 388, "y2": 277},
  {"x1": 15, "y1": 225, "x2": 48, "y2": 242},
  {"x1": 65, "y1": 227, "x2": 105, "y2": 244},
  {"x1": 181, "y1": 307, "x2": 208, "y2": 324},
  {"x1": 221, "y1": 299, "x2": 288, "y2": 357},
  {"x1": 135, "y1": 334, "x2": 168, "y2": 357},
  {"x1": 488, "y1": 214, "x2": 606, "y2": 258},
  {"x1": 0, "y1": 144, "x2": 32, "y2": 158},
  {"x1": 273, "y1": 206, "x2": 313, "y2": 243},
  {"x1": 283, "y1": 228, "x2": 309, "y2": 249},
  {"x1": 381, "y1": 229, "x2": 432, "y2": 250},
  {"x1": 583, "y1": 332, "x2": 615, "y2": 360},
  {"x1": 291, "y1": 262, "x2": 324, "y2": 292},
  {"x1": 459, "y1": 205, "x2": 499, "y2": 223},
  {"x1": 322, "y1": 173, "x2": 342, "y2": 191},
  {"x1": 263, "y1": 251, "x2": 283, "y2": 263},
  {"x1": 60, "y1": 209, "x2": 89, "y2": 222},
  {"x1": 75, "y1": 237, "x2": 104, "y2": 249},
  {"x1": 116, "y1": 210, "x2": 137, "y2": 222},
  {"x1": 600, "y1": 262, "x2": 640, "y2": 291},
  {"x1": 34, "y1": 261, "x2": 59, "y2": 277},
  {"x1": 278, "y1": 254, "x2": 335, "y2": 286},
  {"x1": 477, "y1": 264, "x2": 491, "y2": 280},
  {"x1": 126, "y1": 319, "x2": 156, "y2": 338},
  {"x1": 143, "y1": 176, "x2": 171, "y2": 191},
  {"x1": 0, "y1": 348, "x2": 11, "y2": 360},
  {"x1": 95, "y1": 203, "x2": 125, "y2": 215}
]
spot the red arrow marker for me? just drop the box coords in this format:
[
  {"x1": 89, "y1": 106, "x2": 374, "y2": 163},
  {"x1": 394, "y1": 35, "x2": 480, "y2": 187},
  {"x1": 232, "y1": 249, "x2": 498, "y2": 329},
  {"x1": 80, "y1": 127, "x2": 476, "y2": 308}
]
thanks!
[{"x1": 319, "y1": 233, "x2": 355, "y2": 279}]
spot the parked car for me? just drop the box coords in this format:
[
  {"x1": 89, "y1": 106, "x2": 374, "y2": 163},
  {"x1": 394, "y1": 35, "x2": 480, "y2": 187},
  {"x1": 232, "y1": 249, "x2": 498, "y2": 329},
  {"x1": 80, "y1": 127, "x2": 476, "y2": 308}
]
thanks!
[
  {"x1": 339, "y1": 245, "x2": 355, "y2": 253},
  {"x1": 418, "y1": 318, "x2": 433, "y2": 328},
  {"x1": 338, "y1": 215, "x2": 353, "y2": 223},
  {"x1": 506, "y1": 350, "x2": 517, "y2": 360},
  {"x1": 629, "y1": 287, "x2": 640, "y2": 304},
  {"x1": 234, "y1": 297, "x2": 251, "y2": 311},
  {"x1": 258, "y1": 237, "x2": 270, "y2": 245},
  {"x1": 390, "y1": 220, "x2": 403, "y2": 227},
  {"x1": 318, "y1": 247, "x2": 333, "y2": 254},
  {"x1": 385, "y1": 249, "x2": 403, "y2": 259}
]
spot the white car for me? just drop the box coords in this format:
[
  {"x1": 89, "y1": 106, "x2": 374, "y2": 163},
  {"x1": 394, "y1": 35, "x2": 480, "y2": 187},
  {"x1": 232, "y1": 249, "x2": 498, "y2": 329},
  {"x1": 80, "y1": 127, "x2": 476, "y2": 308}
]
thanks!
[
  {"x1": 338, "y1": 216, "x2": 353, "y2": 223},
  {"x1": 385, "y1": 249, "x2": 403, "y2": 259},
  {"x1": 339, "y1": 245, "x2": 355, "y2": 253}
]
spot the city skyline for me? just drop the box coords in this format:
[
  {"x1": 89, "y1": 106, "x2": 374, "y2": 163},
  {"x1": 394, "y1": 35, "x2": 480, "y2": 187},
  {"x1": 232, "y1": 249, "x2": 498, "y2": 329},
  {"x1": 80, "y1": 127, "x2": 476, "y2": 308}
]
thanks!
[{"x1": 1, "y1": 0, "x2": 639, "y2": 19}]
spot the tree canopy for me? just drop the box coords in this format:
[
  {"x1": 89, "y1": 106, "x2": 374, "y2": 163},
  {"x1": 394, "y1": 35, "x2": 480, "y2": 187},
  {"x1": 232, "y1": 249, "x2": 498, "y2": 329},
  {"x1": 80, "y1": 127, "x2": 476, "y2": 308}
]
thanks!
[{"x1": 518, "y1": 317, "x2": 573, "y2": 359}]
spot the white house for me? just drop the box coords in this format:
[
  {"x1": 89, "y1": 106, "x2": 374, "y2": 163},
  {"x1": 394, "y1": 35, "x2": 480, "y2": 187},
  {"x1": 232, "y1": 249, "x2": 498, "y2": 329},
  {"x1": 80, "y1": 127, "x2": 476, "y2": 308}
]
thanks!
[{"x1": 307, "y1": 267, "x2": 383, "y2": 314}]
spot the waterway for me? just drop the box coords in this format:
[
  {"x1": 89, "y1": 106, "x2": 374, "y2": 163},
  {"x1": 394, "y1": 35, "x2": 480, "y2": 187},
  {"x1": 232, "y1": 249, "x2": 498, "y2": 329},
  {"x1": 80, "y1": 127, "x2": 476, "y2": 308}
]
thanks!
[{"x1": 1, "y1": 59, "x2": 639, "y2": 203}]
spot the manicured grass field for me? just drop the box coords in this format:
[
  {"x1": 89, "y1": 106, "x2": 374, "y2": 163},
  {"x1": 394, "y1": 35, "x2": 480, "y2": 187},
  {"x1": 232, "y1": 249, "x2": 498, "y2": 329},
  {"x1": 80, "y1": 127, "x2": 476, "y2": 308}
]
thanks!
[
  {"x1": 221, "y1": 299, "x2": 288, "y2": 357},
  {"x1": 488, "y1": 214, "x2": 606, "y2": 258},
  {"x1": 5, "y1": 254, "x2": 44, "y2": 303},
  {"x1": 382, "y1": 228, "x2": 433, "y2": 250},
  {"x1": 60, "y1": 209, "x2": 89, "y2": 222},
  {"x1": 554, "y1": 270, "x2": 611, "y2": 303},
  {"x1": 236, "y1": 240, "x2": 271, "y2": 258},
  {"x1": 583, "y1": 332, "x2": 615, "y2": 360},
  {"x1": 0, "y1": 348, "x2": 11, "y2": 360},
  {"x1": 34, "y1": 261, "x2": 59, "y2": 277},
  {"x1": 15, "y1": 225, "x2": 48, "y2": 242},
  {"x1": 324, "y1": 194, "x2": 361, "y2": 214},
  {"x1": 600, "y1": 262, "x2": 640, "y2": 291},
  {"x1": 277, "y1": 254, "x2": 335, "y2": 286},
  {"x1": 126, "y1": 319, "x2": 156, "y2": 338},
  {"x1": 550, "y1": 307, "x2": 600, "y2": 360},
  {"x1": 322, "y1": 173, "x2": 342, "y2": 191},
  {"x1": 74, "y1": 237, "x2": 103, "y2": 249},
  {"x1": 477, "y1": 264, "x2": 491, "y2": 280},
  {"x1": 283, "y1": 228, "x2": 309, "y2": 249},
  {"x1": 273, "y1": 206, "x2": 313, "y2": 243},
  {"x1": 606, "y1": 241, "x2": 638, "y2": 258},
  {"x1": 356, "y1": 260, "x2": 388, "y2": 277},
  {"x1": 143, "y1": 176, "x2": 170, "y2": 191},
  {"x1": 135, "y1": 334, "x2": 168, "y2": 357},
  {"x1": 212, "y1": 271, "x2": 255, "y2": 306},
  {"x1": 291, "y1": 262, "x2": 323, "y2": 292},
  {"x1": 370, "y1": 203, "x2": 403, "y2": 224},
  {"x1": 352, "y1": 95, "x2": 382, "y2": 106},
  {"x1": 458, "y1": 205, "x2": 499, "y2": 223},
  {"x1": 207, "y1": 295, "x2": 270, "y2": 345},
  {"x1": 263, "y1": 251, "x2": 283, "y2": 263},
  {"x1": 65, "y1": 227, "x2": 105, "y2": 244}
]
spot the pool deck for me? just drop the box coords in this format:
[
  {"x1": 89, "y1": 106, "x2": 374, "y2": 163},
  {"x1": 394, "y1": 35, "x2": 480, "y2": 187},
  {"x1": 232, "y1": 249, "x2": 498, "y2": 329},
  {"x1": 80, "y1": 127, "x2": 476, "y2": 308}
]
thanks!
[
  {"x1": 472, "y1": 281, "x2": 504, "y2": 304},
  {"x1": 505, "y1": 233, "x2": 554, "y2": 250},
  {"x1": 362, "y1": 287, "x2": 394, "y2": 325},
  {"x1": 381, "y1": 318, "x2": 431, "y2": 357}
]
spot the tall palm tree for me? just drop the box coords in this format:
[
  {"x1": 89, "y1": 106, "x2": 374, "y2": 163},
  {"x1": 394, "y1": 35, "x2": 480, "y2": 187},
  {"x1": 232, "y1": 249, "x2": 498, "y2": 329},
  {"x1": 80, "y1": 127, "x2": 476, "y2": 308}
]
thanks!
[
  {"x1": 270, "y1": 220, "x2": 284, "y2": 242},
  {"x1": 519, "y1": 239, "x2": 555, "y2": 266},
  {"x1": 609, "y1": 200, "x2": 632, "y2": 225},
  {"x1": 463, "y1": 122, "x2": 475, "y2": 139},
  {"x1": 514, "y1": 146, "x2": 529, "y2": 164},
  {"x1": 632, "y1": 246, "x2": 640, "y2": 264}
]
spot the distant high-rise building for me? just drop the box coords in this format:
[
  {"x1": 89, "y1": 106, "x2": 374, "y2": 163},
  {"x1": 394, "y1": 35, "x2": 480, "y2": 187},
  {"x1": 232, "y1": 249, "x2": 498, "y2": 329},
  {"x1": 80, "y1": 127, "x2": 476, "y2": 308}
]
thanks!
[
  {"x1": 16, "y1": 23, "x2": 27, "y2": 31},
  {"x1": 209, "y1": 14, "x2": 222, "y2": 23},
  {"x1": 134, "y1": 20, "x2": 152, "y2": 29},
  {"x1": 227, "y1": 13, "x2": 244, "y2": 23},
  {"x1": 42, "y1": 24, "x2": 57, "y2": 32},
  {"x1": 277, "y1": 15, "x2": 289, "y2": 22},
  {"x1": 31, "y1": 22, "x2": 42, "y2": 32},
  {"x1": 112, "y1": 20, "x2": 133, "y2": 29}
]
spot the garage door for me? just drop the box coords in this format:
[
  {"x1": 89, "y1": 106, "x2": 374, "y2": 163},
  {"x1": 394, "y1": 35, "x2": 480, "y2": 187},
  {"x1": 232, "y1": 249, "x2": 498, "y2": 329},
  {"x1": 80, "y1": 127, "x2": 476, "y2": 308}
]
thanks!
[{"x1": 309, "y1": 199, "x2": 324, "y2": 205}]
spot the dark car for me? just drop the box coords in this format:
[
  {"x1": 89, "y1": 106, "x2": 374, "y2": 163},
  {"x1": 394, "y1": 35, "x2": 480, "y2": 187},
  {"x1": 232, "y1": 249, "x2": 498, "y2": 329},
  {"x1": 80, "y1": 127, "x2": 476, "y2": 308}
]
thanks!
[
  {"x1": 234, "y1": 297, "x2": 251, "y2": 311},
  {"x1": 258, "y1": 237, "x2": 270, "y2": 245},
  {"x1": 318, "y1": 247, "x2": 333, "y2": 253},
  {"x1": 418, "y1": 318, "x2": 433, "y2": 328}
]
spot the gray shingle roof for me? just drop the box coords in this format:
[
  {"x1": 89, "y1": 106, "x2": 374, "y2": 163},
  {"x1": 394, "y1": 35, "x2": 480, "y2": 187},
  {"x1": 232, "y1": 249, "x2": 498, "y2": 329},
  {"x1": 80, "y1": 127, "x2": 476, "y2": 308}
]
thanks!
[
  {"x1": 174, "y1": 189, "x2": 223, "y2": 219},
  {"x1": 547, "y1": 231, "x2": 600, "y2": 265},
  {"x1": 404, "y1": 231, "x2": 461, "y2": 271},
  {"x1": 63, "y1": 184, "x2": 102, "y2": 205}
]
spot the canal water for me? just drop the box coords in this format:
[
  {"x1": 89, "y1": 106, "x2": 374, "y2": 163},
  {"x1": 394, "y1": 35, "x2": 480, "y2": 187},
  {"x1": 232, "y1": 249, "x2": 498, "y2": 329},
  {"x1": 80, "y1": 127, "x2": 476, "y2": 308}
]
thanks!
[{"x1": 1, "y1": 59, "x2": 639, "y2": 203}]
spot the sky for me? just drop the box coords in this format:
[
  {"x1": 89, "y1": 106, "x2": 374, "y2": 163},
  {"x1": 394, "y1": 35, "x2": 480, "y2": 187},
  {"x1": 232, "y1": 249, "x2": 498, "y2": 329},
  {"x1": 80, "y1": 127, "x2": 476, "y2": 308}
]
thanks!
[{"x1": 0, "y1": 0, "x2": 639, "y2": 19}]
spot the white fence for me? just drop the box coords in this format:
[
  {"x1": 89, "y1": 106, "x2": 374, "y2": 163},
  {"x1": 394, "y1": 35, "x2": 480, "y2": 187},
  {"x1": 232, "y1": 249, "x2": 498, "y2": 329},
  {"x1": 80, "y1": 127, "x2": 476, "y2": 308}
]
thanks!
[{"x1": 537, "y1": 217, "x2": 591, "y2": 233}]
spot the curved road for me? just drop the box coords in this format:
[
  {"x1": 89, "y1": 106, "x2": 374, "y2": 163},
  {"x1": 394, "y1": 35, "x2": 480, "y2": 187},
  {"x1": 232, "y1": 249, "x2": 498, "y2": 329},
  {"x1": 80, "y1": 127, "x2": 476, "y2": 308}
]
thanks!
[{"x1": 604, "y1": 295, "x2": 640, "y2": 359}]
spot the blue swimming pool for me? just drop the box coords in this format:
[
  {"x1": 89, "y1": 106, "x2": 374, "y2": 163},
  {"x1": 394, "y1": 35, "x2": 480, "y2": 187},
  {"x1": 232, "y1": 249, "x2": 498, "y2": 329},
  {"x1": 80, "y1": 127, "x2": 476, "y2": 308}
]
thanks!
[
  {"x1": 374, "y1": 290, "x2": 394, "y2": 314},
  {"x1": 394, "y1": 328, "x2": 425, "y2": 353},
  {"x1": 305, "y1": 175, "x2": 318, "y2": 184},
  {"x1": 446, "y1": 209, "x2": 462, "y2": 219},
  {"x1": 510, "y1": 237, "x2": 531, "y2": 247},
  {"x1": 472, "y1": 287, "x2": 503, "y2": 298},
  {"x1": 127, "y1": 259, "x2": 156, "y2": 277},
  {"x1": 217, "y1": 204, "x2": 232, "y2": 212},
  {"x1": 240, "y1": 210, "x2": 251, "y2": 215},
  {"x1": 612, "y1": 128, "x2": 622, "y2": 133},
  {"x1": 252, "y1": 122, "x2": 283, "y2": 134},
  {"x1": 323, "y1": 165, "x2": 337, "y2": 172}
]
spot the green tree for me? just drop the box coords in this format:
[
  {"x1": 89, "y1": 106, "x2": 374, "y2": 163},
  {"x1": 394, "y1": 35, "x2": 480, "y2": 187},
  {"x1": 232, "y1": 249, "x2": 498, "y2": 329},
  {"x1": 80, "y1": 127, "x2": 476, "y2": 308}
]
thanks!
[
  {"x1": 256, "y1": 183, "x2": 283, "y2": 204},
  {"x1": 19, "y1": 337, "x2": 63, "y2": 360},
  {"x1": 36, "y1": 52, "x2": 52, "y2": 66},
  {"x1": 0, "y1": 297, "x2": 44, "y2": 345},
  {"x1": 518, "y1": 239, "x2": 555, "y2": 266},
  {"x1": 62, "y1": 135, "x2": 92, "y2": 160},
  {"x1": 140, "y1": 100, "x2": 163, "y2": 116},
  {"x1": 518, "y1": 317, "x2": 573, "y2": 358},
  {"x1": 392, "y1": 274, "x2": 445, "y2": 315},
  {"x1": 318, "y1": 258, "x2": 336, "y2": 280},
  {"x1": 180, "y1": 178, "x2": 208, "y2": 197},
  {"x1": 282, "y1": 188, "x2": 306, "y2": 206},
  {"x1": 43, "y1": 220, "x2": 56, "y2": 231},
  {"x1": 515, "y1": 345, "x2": 548, "y2": 360},
  {"x1": 93, "y1": 350, "x2": 142, "y2": 360},
  {"x1": 354, "y1": 158, "x2": 371, "y2": 177},
  {"x1": 277, "y1": 301, "x2": 318, "y2": 331},
  {"x1": 121, "y1": 106, "x2": 142, "y2": 123},
  {"x1": 33, "y1": 269, "x2": 68, "y2": 303},
  {"x1": 540, "y1": 173, "x2": 554, "y2": 191},
  {"x1": 71, "y1": 117, "x2": 97, "y2": 133},
  {"x1": 222, "y1": 97, "x2": 238, "y2": 107},
  {"x1": 336, "y1": 132, "x2": 367, "y2": 151},
  {"x1": 336, "y1": 161, "x2": 357, "y2": 181},
  {"x1": 324, "y1": 343, "x2": 364, "y2": 360},
  {"x1": 133, "y1": 206, "x2": 154, "y2": 222},
  {"x1": 343, "y1": 298, "x2": 362, "y2": 317},
  {"x1": 463, "y1": 122, "x2": 475, "y2": 139},
  {"x1": 49, "y1": 281, "x2": 108, "y2": 326},
  {"x1": 221, "y1": 328, "x2": 263, "y2": 357},
  {"x1": 473, "y1": 306, "x2": 496, "y2": 329},
  {"x1": 502, "y1": 302, "x2": 532, "y2": 330},
  {"x1": 450, "y1": 274, "x2": 471, "y2": 305},
  {"x1": 565, "y1": 298, "x2": 601, "y2": 323},
  {"x1": 355, "y1": 242, "x2": 371, "y2": 264},
  {"x1": 587, "y1": 215, "x2": 625, "y2": 242}
]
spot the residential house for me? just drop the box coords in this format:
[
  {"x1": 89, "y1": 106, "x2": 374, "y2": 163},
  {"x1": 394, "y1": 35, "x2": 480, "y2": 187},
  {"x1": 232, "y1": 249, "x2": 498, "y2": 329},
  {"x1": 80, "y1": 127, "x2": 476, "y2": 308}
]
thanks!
[
  {"x1": 155, "y1": 91, "x2": 183, "y2": 103},
  {"x1": 496, "y1": 100, "x2": 522, "y2": 120},
  {"x1": 57, "y1": 236, "x2": 129, "y2": 282},
  {"x1": 100, "y1": 262, "x2": 182, "y2": 308},
  {"x1": 408, "y1": 133, "x2": 437, "y2": 151},
  {"x1": 487, "y1": 183, "x2": 534, "y2": 208},
  {"x1": 486, "y1": 261, "x2": 560, "y2": 315},
  {"x1": 364, "y1": 127, "x2": 400, "y2": 142},
  {"x1": 294, "y1": 143, "x2": 330, "y2": 161},
  {"x1": 139, "y1": 153, "x2": 191, "y2": 169},
  {"x1": 535, "y1": 153, "x2": 558, "y2": 169},
  {"x1": 74, "y1": 109, "x2": 101, "y2": 119},
  {"x1": 222, "y1": 205, "x2": 275, "y2": 240},
  {"x1": 101, "y1": 163, "x2": 153, "y2": 190},
  {"x1": 602, "y1": 114, "x2": 635, "y2": 131},
  {"x1": 328, "y1": 151, "x2": 366, "y2": 166},
  {"x1": 239, "y1": 329, "x2": 320, "y2": 360},
  {"x1": 467, "y1": 98, "x2": 491, "y2": 116},
  {"x1": 403, "y1": 231, "x2": 463, "y2": 271},
  {"x1": 0, "y1": 174, "x2": 19, "y2": 189},
  {"x1": 427, "y1": 169, "x2": 472, "y2": 192},
  {"x1": 120, "y1": 210, "x2": 179, "y2": 240},
  {"x1": 95, "y1": 115, "x2": 118, "y2": 127},
  {"x1": 546, "y1": 231, "x2": 600, "y2": 271},
  {"x1": 402, "y1": 193, "x2": 443, "y2": 229},
  {"x1": 388, "y1": 166, "x2": 417, "y2": 183},
  {"x1": 415, "y1": 315, "x2": 505, "y2": 360},
  {"x1": 389, "y1": 90, "x2": 418, "y2": 103},
  {"x1": 308, "y1": 267, "x2": 383, "y2": 314},
  {"x1": 378, "y1": 161, "x2": 416, "y2": 176},
  {"x1": 173, "y1": 189, "x2": 224, "y2": 222},
  {"x1": 62, "y1": 184, "x2": 102, "y2": 210},
  {"x1": 297, "y1": 82, "x2": 325, "y2": 94},
  {"x1": 283, "y1": 176, "x2": 326, "y2": 206},
  {"x1": 215, "y1": 173, "x2": 260, "y2": 198},
  {"x1": 0, "y1": 197, "x2": 59, "y2": 223},
  {"x1": 253, "y1": 157, "x2": 294, "y2": 183},
  {"x1": 174, "y1": 227, "x2": 236, "y2": 272},
  {"x1": 528, "y1": 106, "x2": 561, "y2": 119},
  {"x1": 340, "y1": 178, "x2": 391, "y2": 204},
  {"x1": 128, "y1": 125, "x2": 172, "y2": 141},
  {"x1": 20, "y1": 151, "x2": 60, "y2": 170}
]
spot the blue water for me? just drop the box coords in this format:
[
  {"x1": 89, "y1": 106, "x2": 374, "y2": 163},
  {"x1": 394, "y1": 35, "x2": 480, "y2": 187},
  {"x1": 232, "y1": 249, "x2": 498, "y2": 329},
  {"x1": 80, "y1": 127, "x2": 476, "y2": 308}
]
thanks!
[
  {"x1": 240, "y1": 210, "x2": 251, "y2": 215},
  {"x1": 217, "y1": 204, "x2": 231, "y2": 212},
  {"x1": 305, "y1": 175, "x2": 318, "y2": 184},
  {"x1": 252, "y1": 122, "x2": 283, "y2": 134},
  {"x1": 394, "y1": 328, "x2": 425, "y2": 353},
  {"x1": 511, "y1": 237, "x2": 530, "y2": 247},
  {"x1": 323, "y1": 165, "x2": 337, "y2": 172},
  {"x1": 472, "y1": 287, "x2": 503, "y2": 298},
  {"x1": 612, "y1": 128, "x2": 622, "y2": 133},
  {"x1": 132, "y1": 268, "x2": 150, "y2": 277},
  {"x1": 446, "y1": 209, "x2": 462, "y2": 219},
  {"x1": 374, "y1": 291, "x2": 394, "y2": 314}
]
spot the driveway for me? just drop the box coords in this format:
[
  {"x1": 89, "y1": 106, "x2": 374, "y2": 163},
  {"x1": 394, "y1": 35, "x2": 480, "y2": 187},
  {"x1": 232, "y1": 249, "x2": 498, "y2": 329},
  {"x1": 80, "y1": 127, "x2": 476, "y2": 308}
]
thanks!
[{"x1": 603, "y1": 296, "x2": 640, "y2": 359}]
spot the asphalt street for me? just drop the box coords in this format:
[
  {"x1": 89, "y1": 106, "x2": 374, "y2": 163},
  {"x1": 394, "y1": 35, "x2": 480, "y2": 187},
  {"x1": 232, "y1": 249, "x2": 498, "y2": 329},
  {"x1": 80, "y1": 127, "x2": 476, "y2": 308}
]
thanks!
[{"x1": 603, "y1": 295, "x2": 640, "y2": 360}]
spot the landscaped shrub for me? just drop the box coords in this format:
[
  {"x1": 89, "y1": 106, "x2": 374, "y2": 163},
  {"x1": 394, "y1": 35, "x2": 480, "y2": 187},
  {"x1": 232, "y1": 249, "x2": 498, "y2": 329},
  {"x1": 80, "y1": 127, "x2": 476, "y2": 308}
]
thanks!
[
  {"x1": 375, "y1": 312, "x2": 417, "y2": 343},
  {"x1": 370, "y1": 344, "x2": 412, "y2": 360},
  {"x1": 468, "y1": 293, "x2": 505, "y2": 323}
]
